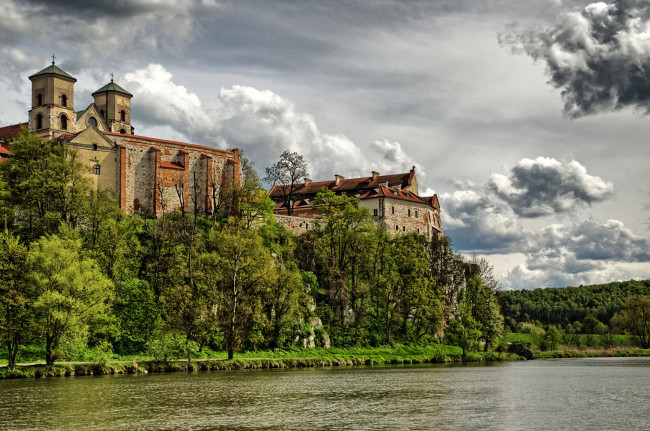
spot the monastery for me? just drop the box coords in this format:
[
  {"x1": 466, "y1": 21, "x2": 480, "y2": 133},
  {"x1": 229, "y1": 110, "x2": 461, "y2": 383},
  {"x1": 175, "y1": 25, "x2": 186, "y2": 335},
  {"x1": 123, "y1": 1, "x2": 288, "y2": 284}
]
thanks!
[
  {"x1": 0, "y1": 60, "x2": 241, "y2": 217},
  {"x1": 269, "y1": 168, "x2": 443, "y2": 238}
]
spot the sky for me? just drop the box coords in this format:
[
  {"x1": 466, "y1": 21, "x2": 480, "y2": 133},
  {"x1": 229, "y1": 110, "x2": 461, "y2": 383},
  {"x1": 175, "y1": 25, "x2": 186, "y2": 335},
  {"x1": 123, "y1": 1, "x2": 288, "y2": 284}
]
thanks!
[{"x1": 1, "y1": 0, "x2": 649, "y2": 289}]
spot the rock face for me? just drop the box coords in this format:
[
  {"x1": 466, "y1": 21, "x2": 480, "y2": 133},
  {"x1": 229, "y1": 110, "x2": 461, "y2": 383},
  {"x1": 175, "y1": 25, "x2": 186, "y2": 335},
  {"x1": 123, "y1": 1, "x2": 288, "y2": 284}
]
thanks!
[{"x1": 507, "y1": 343, "x2": 535, "y2": 360}]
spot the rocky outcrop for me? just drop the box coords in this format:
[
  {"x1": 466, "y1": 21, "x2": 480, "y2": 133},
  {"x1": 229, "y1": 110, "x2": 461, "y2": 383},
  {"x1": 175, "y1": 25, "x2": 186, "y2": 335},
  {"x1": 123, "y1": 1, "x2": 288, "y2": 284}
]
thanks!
[{"x1": 507, "y1": 343, "x2": 535, "y2": 360}]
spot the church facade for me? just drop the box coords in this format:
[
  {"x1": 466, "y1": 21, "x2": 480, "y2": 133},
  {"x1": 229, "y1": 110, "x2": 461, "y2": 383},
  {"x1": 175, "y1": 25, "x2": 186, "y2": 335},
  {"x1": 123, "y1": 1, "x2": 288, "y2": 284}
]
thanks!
[{"x1": 0, "y1": 61, "x2": 241, "y2": 217}]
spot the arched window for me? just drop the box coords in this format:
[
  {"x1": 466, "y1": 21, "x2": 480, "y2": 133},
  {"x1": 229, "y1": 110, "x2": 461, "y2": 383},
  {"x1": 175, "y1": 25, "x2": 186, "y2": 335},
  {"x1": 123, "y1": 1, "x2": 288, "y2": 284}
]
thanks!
[
  {"x1": 94, "y1": 164, "x2": 101, "y2": 175},
  {"x1": 61, "y1": 94, "x2": 67, "y2": 107},
  {"x1": 88, "y1": 117, "x2": 97, "y2": 127},
  {"x1": 60, "y1": 114, "x2": 68, "y2": 130},
  {"x1": 120, "y1": 110, "x2": 126, "y2": 121},
  {"x1": 36, "y1": 113, "x2": 43, "y2": 129},
  {"x1": 36, "y1": 93, "x2": 43, "y2": 106},
  {"x1": 120, "y1": 129, "x2": 126, "y2": 134}
]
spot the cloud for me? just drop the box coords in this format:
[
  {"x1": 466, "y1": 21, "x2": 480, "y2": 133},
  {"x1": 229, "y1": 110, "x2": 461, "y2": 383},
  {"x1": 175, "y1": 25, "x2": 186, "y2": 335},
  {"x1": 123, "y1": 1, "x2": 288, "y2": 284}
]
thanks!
[
  {"x1": 0, "y1": 0, "x2": 228, "y2": 73},
  {"x1": 120, "y1": 64, "x2": 426, "y2": 185},
  {"x1": 489, "y1": 157, "x2": 614, "y2": 217},
  {"x1": 499, "y1": 0, "x2": 650, "y2": 117}
]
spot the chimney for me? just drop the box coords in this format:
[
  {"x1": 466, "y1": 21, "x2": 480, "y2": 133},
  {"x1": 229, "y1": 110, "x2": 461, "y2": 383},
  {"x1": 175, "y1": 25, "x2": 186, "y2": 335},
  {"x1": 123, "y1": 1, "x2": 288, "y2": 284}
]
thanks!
[
  {"x1": 304, "y1": 178, "x2": 312, "y2": 186},
  {"x1": 411, "y1": 165, "x2": 415, "y2": 172},
  {"x1": 372, "y1": 171, "x2": 380, "y2": 180},
  {"x1": 335, "y1": 174, "x2": 344, "y2": 186}
]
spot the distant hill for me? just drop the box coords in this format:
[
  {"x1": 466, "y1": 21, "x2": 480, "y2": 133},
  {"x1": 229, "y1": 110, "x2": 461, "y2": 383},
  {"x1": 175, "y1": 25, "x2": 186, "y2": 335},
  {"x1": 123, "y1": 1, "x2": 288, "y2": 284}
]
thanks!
[{"x1": 497, "y1": 280, "x2": 650, "y2": 328}]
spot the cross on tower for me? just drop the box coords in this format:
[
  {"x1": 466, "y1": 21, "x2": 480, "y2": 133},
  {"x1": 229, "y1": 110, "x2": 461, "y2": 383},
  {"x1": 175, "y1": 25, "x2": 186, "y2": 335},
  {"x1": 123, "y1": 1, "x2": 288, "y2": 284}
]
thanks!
[
  {"x1": 110, "y1": 73, "x2": 114, "y2": 82},
  {"x1": 51, "y1": 54, "x2": 56, "y2": 64}
]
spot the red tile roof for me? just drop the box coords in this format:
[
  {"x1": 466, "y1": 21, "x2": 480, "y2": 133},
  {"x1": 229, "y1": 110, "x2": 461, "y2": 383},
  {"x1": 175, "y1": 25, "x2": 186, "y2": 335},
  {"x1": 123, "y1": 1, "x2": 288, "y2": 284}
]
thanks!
[
  {"x1": 160, "y1": 161, "x2": 184, "y2": 170},
  {"x1": 269, "y1": 170, "x2": 439, "y2": 210},
  {"x1": 269, "y1": 172, "x2": 413, "y2": 198},
  {"x1": 0, "y1": 123, "x2": 27, "y2": 142}
]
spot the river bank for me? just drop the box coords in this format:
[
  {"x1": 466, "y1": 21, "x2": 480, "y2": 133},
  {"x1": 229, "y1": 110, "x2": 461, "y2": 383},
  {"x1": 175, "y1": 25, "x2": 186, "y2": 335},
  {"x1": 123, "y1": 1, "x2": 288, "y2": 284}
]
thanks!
[{"x1": 0, "y1": 345, "x2": 519, "y2": 379}]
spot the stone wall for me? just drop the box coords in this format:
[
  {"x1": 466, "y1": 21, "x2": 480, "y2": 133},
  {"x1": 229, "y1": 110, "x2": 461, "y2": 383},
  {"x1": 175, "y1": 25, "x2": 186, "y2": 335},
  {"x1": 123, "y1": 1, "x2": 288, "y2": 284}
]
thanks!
[{"x1": 111, "y1": 133, "x2": 240, "y2": 217}]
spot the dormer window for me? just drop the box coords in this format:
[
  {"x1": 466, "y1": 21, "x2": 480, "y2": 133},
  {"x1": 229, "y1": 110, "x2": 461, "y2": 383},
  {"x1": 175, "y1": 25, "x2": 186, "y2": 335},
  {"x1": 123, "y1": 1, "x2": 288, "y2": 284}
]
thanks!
[
  {"x1": 61, "y1": 94, "x2": 67, "y2": 107},
  {"x1": 88, "y1": 117, "x2": 97, "y2": 127},
  {"x1": 60, "y1": 114, "x2": 68, "y2": 130}
]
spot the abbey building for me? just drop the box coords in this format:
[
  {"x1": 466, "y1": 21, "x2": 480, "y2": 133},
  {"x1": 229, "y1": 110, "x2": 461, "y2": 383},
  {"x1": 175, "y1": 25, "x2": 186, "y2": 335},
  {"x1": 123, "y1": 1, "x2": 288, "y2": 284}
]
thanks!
[{"x1": 0, "y1": 61, "x2": 241, "y2": 217}]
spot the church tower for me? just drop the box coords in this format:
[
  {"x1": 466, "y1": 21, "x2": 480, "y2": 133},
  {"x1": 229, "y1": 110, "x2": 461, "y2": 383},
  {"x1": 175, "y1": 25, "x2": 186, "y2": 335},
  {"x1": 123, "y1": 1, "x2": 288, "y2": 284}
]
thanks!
[
  {"x1": 92, "y1": 77, "x2": 134, "y2": 135},
  {"x1": 28, "y1": 58, "x2": 77, "y2": 139}
]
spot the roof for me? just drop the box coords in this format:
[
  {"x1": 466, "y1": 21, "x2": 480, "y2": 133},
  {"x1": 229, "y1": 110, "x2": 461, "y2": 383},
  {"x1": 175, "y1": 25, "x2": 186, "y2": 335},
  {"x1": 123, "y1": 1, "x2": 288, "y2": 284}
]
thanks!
[
  {"x1": 269, "y1": 169, "x2": 438, "y2": 208},
  {"x1": 29, "y1": 63, "x2": 76, "y2": 82},
  {"x1": 269, "y1": 172, "x2": 414, "y2": 198},
  {"x1": 160, "y1": 161, "x2": 184, "y2": 170},
  {"x1": 0, "y1": 123, "x2": 27, "y2": 142},
  {"x1": 92, "y1": 80, "x2": 133, "y2": 97}
]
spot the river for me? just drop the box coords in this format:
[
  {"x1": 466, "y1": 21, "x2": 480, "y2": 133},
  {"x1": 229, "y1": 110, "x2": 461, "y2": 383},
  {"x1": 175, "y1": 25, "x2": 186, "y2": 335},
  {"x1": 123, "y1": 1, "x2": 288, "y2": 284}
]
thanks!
[{"x1": 1, "y1": 357, "x2": 649, "y2": 430}]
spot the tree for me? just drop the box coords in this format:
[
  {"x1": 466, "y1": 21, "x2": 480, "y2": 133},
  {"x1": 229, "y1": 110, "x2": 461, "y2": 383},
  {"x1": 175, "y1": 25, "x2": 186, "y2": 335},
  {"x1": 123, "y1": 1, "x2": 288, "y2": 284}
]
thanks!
[
  {"x1": 542, "y1": 325, "x2": 561, "y2": 351},
  {"x1": 0, "y1": 233, "x2": 33, "y2": 368},
  {"x1": 29, "y1": 232, "x2": 114, "y2": 365},
  {"x1": 204, "y1": 227, "x2": 272, "y2": 359},
  {"x1": 0, "y1": 128, "x2": 89, "y2": 241},
  {"x1": 612, "y1": 295, "x2": 650, "y2": 349},
  {"x1": 264, "y1": 150, "x2": 308, "y2": 216},
  {"x1": 445, "y1": 302, "x2": 481, "y2": 359}
]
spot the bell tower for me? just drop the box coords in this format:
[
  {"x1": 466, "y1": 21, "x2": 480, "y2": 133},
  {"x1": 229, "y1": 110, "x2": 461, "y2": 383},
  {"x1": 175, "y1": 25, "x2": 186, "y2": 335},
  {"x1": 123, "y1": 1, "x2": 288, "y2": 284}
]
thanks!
[
  {"x1": 92, "y1": 76, "x2": 134, "y2": 135},
  {"x1": 28, "y1": 57, "x2": 77, "y2": 139}
]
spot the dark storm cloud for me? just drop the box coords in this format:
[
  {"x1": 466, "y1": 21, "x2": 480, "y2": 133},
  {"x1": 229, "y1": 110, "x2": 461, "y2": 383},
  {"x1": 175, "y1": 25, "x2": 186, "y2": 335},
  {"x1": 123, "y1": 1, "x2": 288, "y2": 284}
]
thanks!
[
  {"x1": 500, "y1": 0, "x2": 650, "y2": 117},
  {"x1": 489, "y1": 157, "x2": 614, "y2": 217}
]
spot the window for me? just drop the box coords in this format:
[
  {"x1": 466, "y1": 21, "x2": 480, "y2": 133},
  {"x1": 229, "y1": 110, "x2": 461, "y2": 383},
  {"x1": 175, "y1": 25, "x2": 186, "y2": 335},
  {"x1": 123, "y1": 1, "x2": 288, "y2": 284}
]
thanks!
[
  {"x1": 395, "y1": 225, "x2": 399, "y2": 231},
  {"x1": 402, "y1": 226, "x2": 405, "y2": 231},
  {"x1": 92, "y1": 143, "x2": 98, "y2": 151},
  {"x1": 120, "y1": 110, "x2": 126, "y2": 121},
  {"x1": 120, "y1": 129, "x2": 126, "y2": 134},
  {"x1": 36, "y1": 93, "x2": 43, "y2": 106},
  {"x1": 417, "y1": 228, "x2": 420, "y2": 234},
  {"x1": 408, "y1": 209, "x2": 411, "y2": 217},
  {"x1": 100, "y1": 109, "x2": 105, "y2": 118},
  {"x1": 94, "y1": 164, "x2": 101, "y2": 175},
  {"x1": 60, "y1": 114, "x2": 68, "y2": 130},
  {"x1": 391, "y1": 206, "x2": 395, "y2": 214},
  {"x1": 415, "y1": 210, "x2": 418, "y2": 218},
  {"x1": 88, "y1": 117, "x2": 97, "y2": 127},
  {"x1": 36, "y1": 113, "x2": 43, "y2": 129},
  {"x1": 373, "y1": 209, "x2": 378, "y2": 216},
  {"x1": 61, "y1": 94, "x2": 67, "y2": 107}
]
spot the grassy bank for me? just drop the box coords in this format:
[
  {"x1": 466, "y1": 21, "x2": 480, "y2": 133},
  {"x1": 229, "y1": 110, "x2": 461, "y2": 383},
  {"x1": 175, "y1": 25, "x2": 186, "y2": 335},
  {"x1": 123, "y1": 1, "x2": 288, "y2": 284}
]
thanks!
[
  {"x1": 534, "y1": 348, "x2": 650, "y2": 359},
  {"x1": 0, "y1": 345, "x2": 521, "y2": 380}
]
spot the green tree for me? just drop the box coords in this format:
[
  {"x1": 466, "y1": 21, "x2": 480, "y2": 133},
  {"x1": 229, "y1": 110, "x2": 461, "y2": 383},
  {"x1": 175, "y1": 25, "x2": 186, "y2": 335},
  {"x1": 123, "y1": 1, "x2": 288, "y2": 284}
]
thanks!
[
  {"x1": 0, "y1": 233, "x2": 33, "y2": 368},
  {"x1": 475, "y1": 285, "x2": 504, "y2": 351},
  {"x1": 611, "y1": 295, "x2": 650, "y2": 349},
  {"x1": 204, "y1": 227, "x2": 272, "y2": 359},
  {"x1": 446, "y1": 303, "x2": 481, "y2": 358},
  {"x1": 29, "y1": 233, "x2": 114, "y2": 365},
  {"x1": 0, "y1": 129, "x2": 89, "y2": 240},
  {"x1": 542, "y1": 325, "x2": 561, "y2": 351}
]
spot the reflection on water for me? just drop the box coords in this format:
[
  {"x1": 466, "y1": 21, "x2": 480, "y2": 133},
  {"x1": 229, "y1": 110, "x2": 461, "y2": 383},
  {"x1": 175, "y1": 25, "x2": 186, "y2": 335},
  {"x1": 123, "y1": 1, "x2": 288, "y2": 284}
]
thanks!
[{"x1": 1, "y1": 357, "x2": 649, "y2": 430}]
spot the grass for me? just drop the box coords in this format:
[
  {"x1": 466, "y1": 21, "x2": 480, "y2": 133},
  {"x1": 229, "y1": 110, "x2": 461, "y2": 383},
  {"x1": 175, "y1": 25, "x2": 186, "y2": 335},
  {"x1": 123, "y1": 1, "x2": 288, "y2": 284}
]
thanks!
[{"x1": 0, "y1": 344, "x2": 522, "y2": 379}]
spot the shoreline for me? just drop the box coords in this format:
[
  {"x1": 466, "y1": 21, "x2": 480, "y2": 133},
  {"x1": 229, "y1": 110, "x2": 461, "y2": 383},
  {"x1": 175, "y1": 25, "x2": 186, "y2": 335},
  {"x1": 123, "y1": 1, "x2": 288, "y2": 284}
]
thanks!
[{"x1": 2, "y1": 347, "x2": 649, "y2": 380}]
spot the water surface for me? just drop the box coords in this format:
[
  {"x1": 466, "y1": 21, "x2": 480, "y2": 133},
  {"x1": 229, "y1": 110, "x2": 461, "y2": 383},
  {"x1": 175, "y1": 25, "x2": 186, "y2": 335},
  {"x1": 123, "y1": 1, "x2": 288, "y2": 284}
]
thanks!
[{"x1": 1, "y1": 357, "x2": 649, "y2": 430}]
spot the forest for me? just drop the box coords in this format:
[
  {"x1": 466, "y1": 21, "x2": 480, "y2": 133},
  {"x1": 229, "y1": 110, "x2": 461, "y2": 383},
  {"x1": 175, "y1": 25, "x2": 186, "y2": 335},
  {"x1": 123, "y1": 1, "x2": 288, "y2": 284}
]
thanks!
[
  {"x1": 0, "y1": 129, "x2": 505, "y2": 369},
  {"x1": 498, "y1": 280, "x2": 650, "y2": 329}
]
